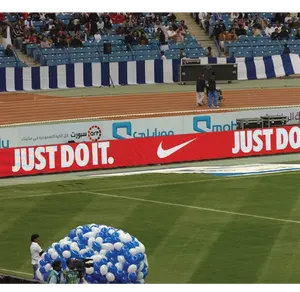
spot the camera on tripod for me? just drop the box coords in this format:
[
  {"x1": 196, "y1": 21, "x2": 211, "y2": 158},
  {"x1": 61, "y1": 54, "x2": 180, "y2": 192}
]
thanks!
[{"x1": 67, "y1": 258, "x2": 93, "y2": 281}]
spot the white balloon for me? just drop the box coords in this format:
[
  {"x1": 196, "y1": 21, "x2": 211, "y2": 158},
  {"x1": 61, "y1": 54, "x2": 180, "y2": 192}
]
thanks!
[
  {"x1": 73, "y1": 237, "x2": 78, "y2": 241},
  {"x1": 144, "y1": 254, "x2": 148, "y2": 266},
  {"x1": 137, "y1": 272, "x2": 144, "y2": 280},
  {"x1": 102, "y1": 243, "x2": 114, "y2": 251},
  {"x1": 51, "y1": 242, "x2": 58, "y2": 248},
  {"x1": 106, "y1": 272, "x2": 115, "y2": 282},
  {"x1": 86, "y1": 267, "x2": 94, "y2": 275},
  {"x1": 79, "y1": 249, "x2": 87, "y2": 255},
  {"x1": 115, "y1": 263, "x2": 123, "y2": 271},
  {"x1": 83, "y1": 232, "x2": 94, "y2": 238},
  {"x1": 95, "y1": 237, "x2": 103, "y2": 245},
  {"x1": 36, "y1": 269, "x2": 43, "y2": 281},
  {"x1": 48, "y1": 248, "x2": 55, "y2": 255},
  {"x1": 51, "y1": 251, "x2": 58, "y2": 260},
  {"x1": 128, "y1": 264, "x2": 137, "y2": 274},
  {"x1": 76, "y1": 229, "x2": 83, "y2": 235},
  {"x1": 100, "y1": 265, "x2": 108, "y2": 276},
  {"x1": 91, "y1": 227, "x2": 101, "y2": 233},
  {"x1": 107, "y1": 262, "x2": 113, "y2": 268},
  {"x1": 139, "y1": 279, "x2": 145, "y2": 284},
  {"x1": 99, "y1": 250, "x2": 107, "y2": 256},
  {"x1": 114, "y1": 242, "x2": 123, "y2": 251},
  {"x1": 70, "y1": 243, "x2": 80, "y2": 252},
  {"x1": 120, "y1": 233, "x2": 131, "y2": 243},
  {"x1": 88, "y1": 238, "x2": 95, "y2": 248},
  {"x1": 45, "y1": 263, "x2": 52, "y2": 272},
  {"x1": 117, "y1": 255, "x2": 125, "y2": 264},
  {"x1": 129, "y1": 248, "x2": 138, "y2": 256},
  {"x1": 62, "y1": 250, "x2": 71, "y2": 259},
  {"x1": 138, "y1": 262, "x2": 144, "y2": 272},
  {"x1": 108, "y1": 229, "x2": 115, "y2": 235},
  {"x1": 139, "y1": 243, "x2": 146, "y2": 253}
]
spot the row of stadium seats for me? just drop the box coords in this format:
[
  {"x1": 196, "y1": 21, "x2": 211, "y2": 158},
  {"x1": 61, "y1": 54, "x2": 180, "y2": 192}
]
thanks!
[{"x1": 0, "y1": 45, "x2": 26, "y2": 67}]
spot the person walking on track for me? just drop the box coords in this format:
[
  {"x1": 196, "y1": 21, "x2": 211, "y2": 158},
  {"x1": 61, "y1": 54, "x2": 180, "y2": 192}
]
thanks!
[
  {"x1": 207, "y1": 72, "x2": 218, "y2": 108},
  {"x1": 196, "y1": 72, "x2": 207, "y2": 106}
]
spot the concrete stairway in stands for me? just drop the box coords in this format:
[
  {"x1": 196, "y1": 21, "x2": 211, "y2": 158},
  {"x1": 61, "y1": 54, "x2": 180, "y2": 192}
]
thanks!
[
  {"x1": 15, "y1": 50, "x2": 40, "y2": 67},
  {"x1": 177, "y1": 13, "x2": 222, "y2": 57}
]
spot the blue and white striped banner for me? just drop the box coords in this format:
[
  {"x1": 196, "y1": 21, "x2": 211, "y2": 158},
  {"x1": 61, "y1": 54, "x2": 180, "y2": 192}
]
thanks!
[{"x1": 0, "y1": 55, "x2": 299, "y2": 92}]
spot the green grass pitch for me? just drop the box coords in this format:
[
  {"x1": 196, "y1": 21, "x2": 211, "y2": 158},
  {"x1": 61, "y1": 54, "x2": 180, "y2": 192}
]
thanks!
[{"x1": 1, "y1": 171, "x2": 300, "y2": 283}]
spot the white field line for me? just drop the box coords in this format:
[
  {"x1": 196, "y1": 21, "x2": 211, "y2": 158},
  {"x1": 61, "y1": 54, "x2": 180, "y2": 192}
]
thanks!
[
  {"x1": 0, "y1": 170, "x2": 299, "y2": 201},
  {"x1": 1, "y1": 104, "x2": 300, "y2": 127},
  {"x1": 84, "y1": 191, "x2": 300, "y2": 225},
  {"x1": 0, "y1": 268, "x2": 31, "y2": 276}
]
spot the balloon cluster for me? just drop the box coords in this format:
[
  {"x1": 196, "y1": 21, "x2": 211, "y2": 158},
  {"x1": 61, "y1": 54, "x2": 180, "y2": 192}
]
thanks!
[{"x1": 36, "y1": 224, "x2": 148, "y2": 284}]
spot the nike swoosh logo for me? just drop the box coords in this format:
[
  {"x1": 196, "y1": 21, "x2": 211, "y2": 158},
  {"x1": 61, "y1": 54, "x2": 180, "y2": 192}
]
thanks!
[{"x1": 157, "y1": 138, "x2": 197, "y2": 159}]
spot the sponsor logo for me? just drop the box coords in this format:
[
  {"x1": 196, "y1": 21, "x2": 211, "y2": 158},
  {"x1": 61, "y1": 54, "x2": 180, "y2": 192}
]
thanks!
[
  {"x1": 193, "y1": 116, "x2": 237, "y2": 133},
  {"x1": 157, "y1": 138, "x2": 197, "y2": 159},
  {"x1": 232, "y1": 126, "x2": 300, "y2": 154},
  {"x1": 12, "y1": 142, "x2": 114, "y2": 173},
  {"x1": 112, "y1": 121, "x2": 175, "y2": 139},
  {"x1": 70, "y1": 125, "x2": 102, "y2": 141},
  {"x1": 0, "y1": 138, "x2": 9, "y2": 149}
]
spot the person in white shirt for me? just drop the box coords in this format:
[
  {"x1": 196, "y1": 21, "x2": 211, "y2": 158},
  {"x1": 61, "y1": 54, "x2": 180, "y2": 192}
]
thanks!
[
  {"x1": 265, "y1": 24, "x2": 275, "y2": 36},
  {"x1": 160, "y1": 51, "x2": 166, "y2": 60},
  {"x1": 30, "y1": 234, "x2": 44, "y2": 280}
]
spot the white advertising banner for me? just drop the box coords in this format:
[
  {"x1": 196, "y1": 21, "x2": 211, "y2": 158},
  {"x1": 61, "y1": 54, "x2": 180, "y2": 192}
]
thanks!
[{"x1": 0, "y1": 107, "x2": 299, "y2": 148}]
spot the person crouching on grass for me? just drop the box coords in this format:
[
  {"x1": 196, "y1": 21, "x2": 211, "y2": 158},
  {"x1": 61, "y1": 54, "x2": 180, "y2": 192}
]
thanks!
[
  {"x1": 30, "y1": 234, "x2": 44, "y2": 280},
  {"x1": 196, "y1": 72, "x2": 206, "y2": 106}
]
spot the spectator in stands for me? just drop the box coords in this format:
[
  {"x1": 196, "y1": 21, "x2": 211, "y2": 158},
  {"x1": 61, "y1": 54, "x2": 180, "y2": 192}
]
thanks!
[
  {"x1": 28, "y1": 32, "x2": 38, "y2": 44},
  {"x1": 284, "y1": 13, "x2": 292, "y2": 24},
  {"x1": 40, "y1": 37, "x2": 51, "y2": 48},
  {"x1": 24, "y1": 16, "x2": 33, "y2": 29},
  {"x1": 205, "y1": 46, "x2": 213, "y2": 57},
  {"x1": 0, "y1": 19, "x2": 13, "y2": 48},
  {"x1": 70, "y1": 34, "x2": 82, "y2": 47},
  {"x1": 230, "y1": 13, "x2": 239, "y2": 22},
  {"x1": 252, "y1": 27, "x2": 262, "y2": 37},
  {"x1": 167, "y1": 26, "x2": 176, "y2": 41},
  {"x1": 160, "y1": 51, "x2": 166, "y2": 60},
  {"x1": 236, "y1": 24, "x2": 247, "y2": 36},
  {"x1": 180, "y1": 20, "x2": 188, "y2": 31},
  {"x1": 103, "y1": 18, "x2": 113, "y2": 34},
  {"x1": 5, "y1": 44, "x2": 14, "y2": 56},
  {"x1": 282, "y1": 43, "x2": 290, "y2": 55},
  {"x1": 265, "y1": 24, "x2": 275, "y2": 36},
  {"x1": 167, "y1": 13, "x2": 176, "y2": 22},
  {"x1": 12, "y1": 24, "x2": 24, "y2": 50},
  {"x1": 97, "y1": 18, "x2": 104, "y2": 35},
  {"x1": 213, "y1": 19, "x2": 226, "y2": 40},
  {"x1": 271, "y1": 28, "x2": 280, "y2": 40},
  {"x1": 140, "y1": 31, "x2": 148, "y2": 45},
  {"x1": 54, "y1": 36, "x2": 67, "y2": 47},
  {"x1": 175, "y1": 29, "x2": 184, "y2": 44},
  {"x1": 295, "y1": 28, "x2": 300, "y2": 40},
  {"x1": 157, "y1": 27, "x2": 168, "y2": 51},
  {"x1": 219, "y1": 30, "x2": 233, "y2": 51},
  {"x1": 179, "y1": 48, "x2": 186, "y2": 59},
  {"x1": 279, "y1": 27, "x2": 289, "y2": 40}
]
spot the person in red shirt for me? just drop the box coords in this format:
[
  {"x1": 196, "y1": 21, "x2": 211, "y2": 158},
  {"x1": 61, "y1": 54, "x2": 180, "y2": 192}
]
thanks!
[{"x1": 28, "y1": 33, "x2": 38, "y2": 44}]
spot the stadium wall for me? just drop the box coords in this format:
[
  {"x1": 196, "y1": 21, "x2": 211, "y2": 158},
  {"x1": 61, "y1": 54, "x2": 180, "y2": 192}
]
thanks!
[{"x1": 0, "y1": 54, "x2": 300, "y2": 92}]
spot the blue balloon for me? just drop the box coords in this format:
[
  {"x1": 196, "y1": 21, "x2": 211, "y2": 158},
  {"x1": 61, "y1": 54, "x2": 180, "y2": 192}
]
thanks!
[
  {"x1": 43, "y1": 271, "x2": 50, "y2": 282},
  {"x1": 78, "y1": 233, "x2": 84, "y2": 240},
  {"x1": 108, "y1": 266, "x2": 117, "y2": 274},
  {"x1": 137, "y1": 253, "x2": 145, "y2": 261},
  {"x1": 44, "y1": 253, "x2": 51, "y2": 263},
  {"x1": 78, "y1": 243, "x2": 86, "y2": 250},
  {"x1": 99, "y1": 275, "x2": 107, "y2": 283},
  {"x1": 69, "y1": 229, "x2": 76, "y2": 239},
  {"x1": 97, "y1": 232, "x2": 105, "y2": 238},
  {"x1": 123, "y1": 261, "x2": 130, "y2": 271},
  {"x1": 40, "y1": 267, "x2": 46, "y2": 274},
  {"x1": 93, "y1": 262, "x2": 101, "y2": 270},
  {"x1": 133, "y1": 241, "x2": 139, "y2": 247},
  {"x1": 115, "y1": 270, "x2": 123, "y2": 281},
  {"x1": 39, "y1": 260, "x2": 46, "y2": 267},
  {"x1": 121, "y1": 276, "x2": 129, "y2": 283},
  {"x1": 92, "y1": 241, "x2": 101, "y2": 252},
  {"x1": 91, "y1": 280, "x2": 98, "y2": 284},
  {"x1": 85, "y1": 275, "x2": 93, "y2": 283},
  {"x1": 99, "y1": 259, "x2": 107, "y2": 266},
  {"x1": 103, "y1": 237, "x2": 113, "y2": 243},
  {"x1": 125, "y1": 242, "x2": 135, "y2": 249},
  {"x1": 92, "y1": 271, "x2": 101, "y2": 281},
  {"x1": 56, "y1": 247, "x2": 63, "y2": 255},
  {"x1": 124, "y1": 252, "x2": 132, "y2": 262},
  {"x1": 83, "y1": 226, "x2": 91, "y2": 234},
  {"x1": 63, "y1": 244, "x2": 70, "y2": 251},
  {"x1": 129, "y1": 256, "x2": 139, "y2": 264},
  {"x1": 128, "y1": 273, "x2": 137, "y2": 282},
  {"x1": 71, "y1": 250, "x2": 80, "y2": 258}
]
